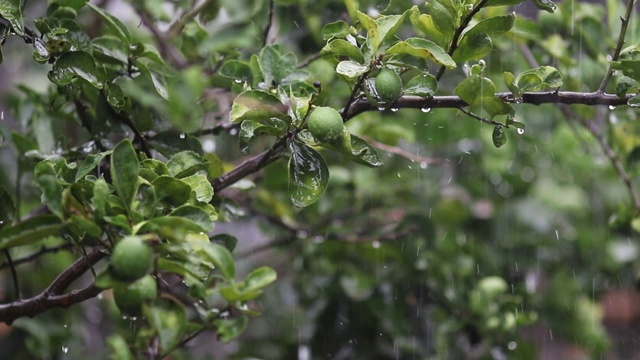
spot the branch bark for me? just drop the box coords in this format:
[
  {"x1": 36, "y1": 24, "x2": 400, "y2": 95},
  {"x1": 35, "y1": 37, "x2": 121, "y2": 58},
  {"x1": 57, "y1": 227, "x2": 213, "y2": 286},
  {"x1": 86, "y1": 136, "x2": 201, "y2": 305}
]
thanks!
[{"x1": 0, "y1": 248, "x2": 106, "y2": 324}]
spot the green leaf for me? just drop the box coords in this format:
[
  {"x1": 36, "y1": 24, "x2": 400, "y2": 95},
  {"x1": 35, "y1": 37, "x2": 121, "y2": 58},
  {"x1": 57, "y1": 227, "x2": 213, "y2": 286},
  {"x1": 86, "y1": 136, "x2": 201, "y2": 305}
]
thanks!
[
  {"x1": 409, "y1": 6, "x2": 446, "y2": 47},
  {"x1": 214, "y1": 316, "x2": 248, "y2": 342},
  {"x1": 219, "y1": 60, "x2": 253, "y2": 84},
  {"x1": 534, "y1": 66, "x2": 563, "y2": 88},
  {"x1": 136, "y1": 60, "x2": 169, "y2": 100},
  {"x1": 0, "y1": 0, "x2": 24, "y2": 36},
  {"x1": 211, "y1": 234, "x2": 238, "y2": 252},
  {"x1": 152, "y1": 176, "x2": 191, "y2": 207},
  {"x1": 48, "y1": 51, "x2": 102, "y2": 88},
  {"x1": 167, "y1": 151, "x2": 210, "y2": 178},
  {"x1": 239, "y1": 118, "x2": 288, "y2": 153},
  {"x1": 532, "y1": 0, "x2": 557, "y2": 13},
  {"x1": 629, "y1": 94, "x2": 640, "y2": 107},
  {"x1": 107, "y1": 335, "x2": 134, "y2": 360},
  {"x1": 486, "y1": 0, "x2": 527, "y2": 6},
  {"x1": 110, "y1": 139, "x2": 139, "y2": 210},
  {"x1": 92, "y1": 178, "x2": 110, "y2": 222},
  {"x1": 0, "y1": 187, "x2": 15, "y2": 227},
  {"x1": 144, "y1": 299, "x2": 187, "y2": 353},
  {"x1": 482, "y1": 97, "x2": 512, "y2": 116},
  {"x1": 243, "y1": 266, "x2": 277, "y2": 293},
  {"x1": 336, "y1": 60, "x2": 368, "y2": 78},
  {"x1": 453, "y1": 34, "x2": 492, "y2": 62},
  {"x1": 403, "y1": 74, "x2": 438, "y2": 98},
  {"x1": 320, "y1": 39, "x2": 365, "y2": 64},
  {"x1": 148, "y1": 131, "x2": 204, "y2": 158},
  {"x1": 454, "y1": 75, "x2": 496, "y2": 106},
  {"x1": 464, "y1": 13, "x2": 515, "y2": 37},
  {"x1": 140, "y1": 159, "x2": 170, "y2": 181},
  {"x1": 87, "y1": 3, "x2": 132, "y2": 44},
  {"x1": 181, "y1": 174, "x2": 214, "y2": 203},
  {"x1": 503, "y1": 71, "x2": 519, "y2": 97},
  {"x1": 424, "y1": 2, "x2": 454, "y2": 41},
  {"x1": 33, "y1": 160, "x2": 63, "y2": 219},
  {"x1": 0, "y1": 215, "x2": 64, "y2": 250},
  {"x1": 70, "y1": 215, "x2": 102, "y2": 237},
  {"x1": 386, "y1": 38, "x2": 455, "y2": 68},
  {"x1": 230, "y1": 90, "x2": 286, "y2": 124},
  {"x1": 169, "y1": 205, "x2": 214, "y2": 232},
  {"x1": 516, "y1": 72, "x2": 542, "y2": 92},
  {"x1": 200, "y1": 243, "x2": 235, "y2": 280},
  {"x1": 136, "y1": 216, "x2": 208, "y2": 241},
  {"x1": 287, "y1": 139, "x2": 329, "y2": 207},
  {"x1": 349, "y1": 134, "x2": 384, "y2": 167},
  {"x1": 259, "y1": 45, "x2": 297, "y2": 85},
  {"x1": 322, "y1": 20, "x2": 350, "y2": 40},
  {"x1": 616, "y1": 76, "x2": 638, "y2": 98},
  {"x1": 75, "y1": 150, "x2": 111, "y2": 181},
  {"x1": 492, "y1": 125, "x2": 507, "y2": 148}
]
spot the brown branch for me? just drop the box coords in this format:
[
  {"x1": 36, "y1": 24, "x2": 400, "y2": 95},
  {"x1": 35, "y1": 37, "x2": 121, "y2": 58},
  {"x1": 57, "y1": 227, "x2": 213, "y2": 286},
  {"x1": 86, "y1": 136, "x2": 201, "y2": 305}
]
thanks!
[
  {"x1": 361, "y1": 136, "x2": 449, "y2": 166},
  {"x1": 597, "y1": 0, "x2": 637, "y2": 93},
  {"x1": 0, "y1": 243, "x2": 74, "y2": 270},
  {"x1": 0, "y1": 248, "x2": 106, "y2": 324},
  {"x1": 263, "y1": 0, "x2": 275, "y2": 47}
]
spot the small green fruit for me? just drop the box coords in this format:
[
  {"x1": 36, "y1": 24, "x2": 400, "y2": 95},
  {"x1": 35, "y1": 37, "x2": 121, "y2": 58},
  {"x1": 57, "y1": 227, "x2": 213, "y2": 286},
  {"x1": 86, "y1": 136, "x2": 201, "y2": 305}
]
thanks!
[
  {"x1": 375, "y1": 68, "x2": 402, "y2": 103},
  {"x1": 111, "y1": 236, "x2": 154, "y2": 281},
  {"x1": 308, "y1": 106, "x2": 344, "y2": 143},
  {"x1": 113, "y1": 274, "x2": 158, "y2": 315}
]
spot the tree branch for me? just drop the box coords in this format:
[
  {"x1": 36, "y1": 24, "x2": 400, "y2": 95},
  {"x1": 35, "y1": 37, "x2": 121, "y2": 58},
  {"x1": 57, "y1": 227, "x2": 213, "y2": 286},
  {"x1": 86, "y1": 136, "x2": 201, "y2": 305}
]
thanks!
[
  {"x1": 597, "y1": 0, "x2": 637, "y2": 93},
  {"x1": 0, "y1": 248, "x2": 106, "y2": 325}
]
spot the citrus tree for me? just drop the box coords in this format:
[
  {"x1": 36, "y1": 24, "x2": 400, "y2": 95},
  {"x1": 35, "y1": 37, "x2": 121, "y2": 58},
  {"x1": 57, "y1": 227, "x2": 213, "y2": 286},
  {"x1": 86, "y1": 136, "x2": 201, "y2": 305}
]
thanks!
[{"x1": 0, "y1": 0, "x2": 639, "y2": 358}]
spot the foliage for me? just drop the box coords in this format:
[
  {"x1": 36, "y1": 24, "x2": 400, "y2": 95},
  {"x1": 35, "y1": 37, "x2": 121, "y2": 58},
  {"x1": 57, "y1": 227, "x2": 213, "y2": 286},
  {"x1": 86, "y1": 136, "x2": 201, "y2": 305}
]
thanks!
[{"x1": 0, "y1": 0, "x2": 639, "y2": 358}]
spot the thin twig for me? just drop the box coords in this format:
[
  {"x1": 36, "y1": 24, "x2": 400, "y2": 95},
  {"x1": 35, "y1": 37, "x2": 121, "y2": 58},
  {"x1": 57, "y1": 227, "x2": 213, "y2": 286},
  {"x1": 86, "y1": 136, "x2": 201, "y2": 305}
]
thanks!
[
  {"x1": 435, "y1": 0, "x2": 490, "y2": 80},
  {"x1": 263, "y1": 0, "x2": 275, "y2": 47},
  {"x1": 0, "y1": 243, "x2": 74, "y2": 270},
  {"x1": 136, "y1": 7, "x2": 188, "y2": 69},
  {"x1": 297, "y1": 53, "x2": 322, "y2": 69},
  {"x1": 361, "y1": 136, "x2": 449, "y2": 166},
  {"x1": 597, "y1": 0, "x2": 637, "y2": 93},
  {"x1": 457, "y1": 107, "x2": 504, "y2": 126},
  {"x1": 4, "y1": 250, "x2": 19, "y2": 298},
  {"x1": 167, "y1": 0, "x2": 217, "y2": 38}
]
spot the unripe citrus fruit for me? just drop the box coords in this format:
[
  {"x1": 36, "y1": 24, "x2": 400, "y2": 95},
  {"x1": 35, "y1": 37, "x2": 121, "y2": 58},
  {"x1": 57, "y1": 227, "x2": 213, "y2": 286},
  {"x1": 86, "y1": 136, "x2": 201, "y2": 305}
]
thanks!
[
  {"x1": 113, "y1": 274, "x2": 158, "y2": 315},
  {"x1": 308, "y1": 106, "x2": 344, "y2": 143},
  {"x1": 111, "y1": 236, "x2": 154, "y2": 281},
  {"x1": 375, "y1": 68, "x2": 402, "y2": 103}
]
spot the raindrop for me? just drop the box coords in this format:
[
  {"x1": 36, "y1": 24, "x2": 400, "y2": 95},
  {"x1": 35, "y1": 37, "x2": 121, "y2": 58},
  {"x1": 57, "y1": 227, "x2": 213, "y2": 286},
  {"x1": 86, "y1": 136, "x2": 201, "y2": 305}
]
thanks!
[
  {"x1": 517, "y1": 128, "x2": 525, "y2": 135},
  {"x1": 421, "y1": 107, "x2": 431, "y2": 113},
  {"x1": 229, "y1": 128, "x2": 238, "y2": 136},
  {"x1": 234, "y1": 79, "x2": 243, "y2": 84},
  {"x1": 396, "y1": 172, "x2": 401, "y2": 178},
  {"x1": 609, "y1": 105, "x2": 616, "y2": 110},
  {"x1": 549, "y1": 329, "x2": 553, "y2": 340},
  {"x1": 63, "y1": 324, "x2": 68, "y2": 328},
  {"x1": 514, "y1": 98, "x2": 523, "y2": 104},
  {"x1": 1, "y1": 111, "x2": 3, "y2": 120},
  {"x1": 377, "y1": 107, "x2": 386, "y2": 111},
  {"x1": 508, "y1": 341, "x2": 517, "y2": 350},
  {"x1": 297, "y1": 230, "x2": 308, "y2": 238},
  {"x1": 390, "y1": 108, "x2": 399, "y2": 112},
  {"x1": 419, "y1": 162, "x2": 428, "y2": 169},
  {"x1": 465, "y1": 4, "x2": 474, "y2": 10},
  {"x1": 606, "y1": 54, "x2": 613, "y2": 61},
  {"x1": 372, "y1": 240, "x2": 381, "y2": 249},
  {"x1": 179, "y1": 133, "x2": 186, "y2": 139},
  {"x1": 555, "y1": 230, "x2": 559, "y2": 240},
  {"x1": 61, "y1": 345, "x2": 69, "y2": 354}
]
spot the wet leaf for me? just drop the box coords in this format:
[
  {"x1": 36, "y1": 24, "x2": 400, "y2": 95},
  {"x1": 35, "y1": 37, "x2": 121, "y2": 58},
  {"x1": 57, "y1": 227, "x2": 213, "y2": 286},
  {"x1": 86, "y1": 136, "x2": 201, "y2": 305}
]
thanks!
[
  {"x1": 75, "y1": 150, "x2": 111, "y2": 181},
  {"x1": 0, "y1": 215, "x2": 64, "y2": 250},
  {"x1": 181, "y1": 174, "x2": 214, "y2": 203},
  {"x1": 148, "y1": 131, "x2": 204, "y2": 158},
  {"x1": 219, "y1": 59, "x2": 253, "y2": 84},
  {"x1": 136, "y1": 60, "x2": 169, "y2": 100},
  {"x1": 287, "y1": 139, "x2": 329, "y2": 207},
  {"x1": 0, "y1": 0, "x2": 24, "y2": 36},
  {"x1": 336, "y1": 60, "x2": 368, "y2": 78},
  {"x1": 503, "y1": 71, "x2": 519, "y2": 97},
  {"x1": 453, "y1": 34, "x2": 492, "y2": 62},
  {"x1": 322, "y1": 20, "x2": 350, "y2": 40},
  {"x1": 170, "y1": 205, "x2": 214, "y2": 232},
  {"x1": 137, "y1": 216, "x2": 208, "y2": 241},
  {"x1": 152, "y1": 176, "x2": 191, "y2": 207},
  {"x1": 33, "y1": 161, "x2": 63, "y2": 219},
  {"x1": 230, "y1": 90, "x2": 286, "y2": 124},
  {"x1": 259, "y1": 45, "x2": 297, "y2": 85},
  {"x1": 211, "y1": 234, "x2": 238, "y2": 252},
  {"x1": 464, "y1": 13, "x2": 515, "y2": 37},
  {"x1": 492, "y1": 125, "x2": 507, "y2": 148},
  {"x1": 110, "y1": 139, "x2": 139, "y2": 210},
  {"x1": 48, "y1": 51, "x2": 102, "y2": 88},
  {"x1": 201, "y1": 242, "x2": 235, "y2": 280},
  {"x1": 349, "y1": 134, "x2": 384, "y2": 167},
  {"x1": 321, "y1": 39, "x2": 364, "y2": 64},
  {"x1": 243, "y1": 266, "x2": 277, "y2": 293},
  {"x1": 616, "y1": 76, "x2": 637, "y2": 98},
  {"x1": 403, "y1": 74, "x2": 438, "y2": 98},
  {"x1": 386, "y1": 38, "x2": 455, "y2": 68},
  {"x1": 532, "y1": 0, "x2": 557, "y2": 13},
  {"x1": 454, "y1": 75, "x2": 496, "y2": 106},
  {"x1": 167, "y1": 151, "x2": 210, "y2": 178},
  {"x1": 239, "y1": 118, "x2": 288, "y2": 153},
  {"x1": 87, "y1": 3, "x2": 132, "y2": 44}
]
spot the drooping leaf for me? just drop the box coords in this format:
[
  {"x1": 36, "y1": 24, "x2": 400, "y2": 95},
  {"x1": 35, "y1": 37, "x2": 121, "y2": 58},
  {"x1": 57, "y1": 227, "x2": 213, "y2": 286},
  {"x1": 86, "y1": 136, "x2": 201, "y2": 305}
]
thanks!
[
  {"x1": 386, "y1": 38, "x2": 455, "y2": 68},
  {"x1": 33, "y1": 160, "x2": 64, "y2": 219},
  {"x1": 0, "y1": 215, "x2": 64, "y2": 250},
  {"x1": 136, "y1": 216, "x2": 209, "y2": 241},
  {"x1": 110, "y1": 139, "x2": 139, "y2": 210},
  {"x1": 75, "y1": 150, "x2": 111, "y2": 181},
  {"x1": 148, "y1": 131, "x2": 204, "y2": 158},
  {"x1": 239, "y1": 118, "x2": 288, "y2": 153},
  {"x1": 87, "y1": 3, "x2": 132, "y2": 44},
  {"x1": 211, "y1": 234, "x2": 238, "y2": 253},
  {"x1": 136, "y1": 60, "x2": 169, "y2": 100},
  {"x1": 503, "y1": 71, "x2": 520, "y2": 97},
  {"x1": 349, "y1": 134, "x2": 384, "y2": 167},
  {"x1": 48, "y1": 51, "x2": 102, "y2": 88},
  {"x1": 492, "y1": 125, "x2": 507, "y2": 148},
  {"x1": 409, "y1": 6, "x2": 446, "y2": 47},
  {"x1": 532, "y1": 0, "x2": 557, "y2": 13},
  {"x1": 287, "y1": 139, "x2": 329, "y2": 207}
]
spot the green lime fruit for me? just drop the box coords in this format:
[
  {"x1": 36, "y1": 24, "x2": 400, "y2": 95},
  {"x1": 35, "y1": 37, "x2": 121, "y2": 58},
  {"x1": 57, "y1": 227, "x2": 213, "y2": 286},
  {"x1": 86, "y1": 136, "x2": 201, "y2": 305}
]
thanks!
[
  {"x1": 375, "y1": 68, "x2": 402, "y2": 103},
  {"x1": 113, "y1": 274, "x2": 158, "y2": 315},
  {"x1": 111, "y1": 236, "x2": 154, "y2": 281},
  {"x1": 308, "y1": 106, "x2": 344, "y2": 143}
]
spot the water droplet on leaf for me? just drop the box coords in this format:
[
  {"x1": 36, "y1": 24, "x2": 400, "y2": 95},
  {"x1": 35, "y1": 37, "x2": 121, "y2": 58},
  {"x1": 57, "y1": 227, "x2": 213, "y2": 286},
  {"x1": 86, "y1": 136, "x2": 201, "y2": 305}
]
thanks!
[
  {"x1": 609, "y1": 105, "x2": 616, "y2": 110},
  {"x1": 517, "y1": 128, "x2": 525, "y2": 135},
  {"x1": 421, "y1": 107, "x2": 431, "y2": 113}
]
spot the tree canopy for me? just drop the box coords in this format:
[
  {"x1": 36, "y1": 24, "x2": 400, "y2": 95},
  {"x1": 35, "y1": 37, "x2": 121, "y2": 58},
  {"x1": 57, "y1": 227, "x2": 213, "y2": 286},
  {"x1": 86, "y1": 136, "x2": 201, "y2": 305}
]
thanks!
[{"x1": 0, "y1": 0, "x2": 639, "y2": 358}]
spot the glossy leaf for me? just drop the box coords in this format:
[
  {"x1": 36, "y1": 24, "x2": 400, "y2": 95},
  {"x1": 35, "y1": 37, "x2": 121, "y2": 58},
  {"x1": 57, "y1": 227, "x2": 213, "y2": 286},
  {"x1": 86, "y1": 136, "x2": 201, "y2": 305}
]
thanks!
[
  {"x1": 0, "y1": 215, "x2": 64, "y2": 250},
  {"x1": 386, "y1": 38, "x2": 455, "y2": 68},
  {"x1": 409, "y1": 6, "x2": 446, "y2": 47},
  {"x1": 259, "y1": 45, "x2": 297, "y2": 85},
  {"x1": 243, "y1": 266, "x2": 277, "y2": 293},
  {"x1": 110, "y1": 139, "x2": 139, "y2": 210},
  {"x1": 48, "y1": 51, "x2": 102, "y2": 88},
  {"x1": 148, "y1": 131, "x2": 204, "y2": 158},
  {"x1": 152, "y1": 176, "x2": 191, "y2": 207},
  {"x1": 503, "y1": 71, "x2": 520, "y2": 97},
  {"x1": 136, "y1": 216, "x2": 208, "y2": 241},
  {"x1": 532, "y1": 0, "x2": 557, "y2": 13},
  {"x1": 230, "y1": 90, "x2": 286, "y2": 124},
  {"x1": 0, "y1": 0, "x2": 24, "y2": 36},
  {"x1": 492, "y1": 125, "x2": 507, "y2": 148},
  {"x1": 320, "y1": 39, "x2": 365, "y2": 64},
  {"x1": 136, "y1": 60, "x2": 169, "y2": 100},
  {"x1": 336, "y1": 60, "x2": 368, "y2": 78},
  {"x1": 616, "y1": 76, "x2": 637, "y2": 98},
  {"x1": 211, "y1": 234, "x2": 238, "y2": 252},
  {"x1": 167, "y1": 151, "x2": 210, "y2": 178},
  {"x1": 349, "y1": 134, "x2": 384, "y2": 167},
  {"x1": 322, "y1": 20, "x2": 350, "y2": 40},
  {"x1": 403, "y1": 74, "x2": 438, "y2": 97},
  {"x1": 287, "y1": 139, "x2": 329, "y2": 207},
  {"x1": 239, "y1": 118, "x2": 288, "y2": 153},
  {"x1": 144, "y1": 299, "x2": 187, "y2": 353},
  {"x1": 219, "y1": 60, "x2": 253, "y2": 84},
  {"x1": 169, "y1": 205, "x2": 214, "y2": 232},
  {"x1": 75, "y1": 150, "x2": 111, "y2": 181},
  {"x1": 181, "y1": 174, "x2": 214, "y2": 203},
  {"x1": 87, "y1": 3, "x2": 132, "y2": 44}
]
